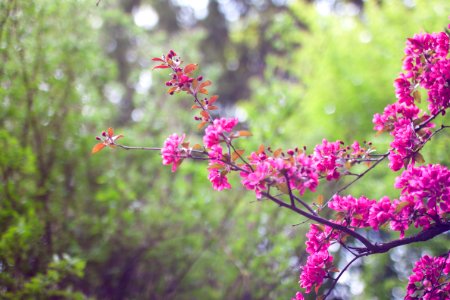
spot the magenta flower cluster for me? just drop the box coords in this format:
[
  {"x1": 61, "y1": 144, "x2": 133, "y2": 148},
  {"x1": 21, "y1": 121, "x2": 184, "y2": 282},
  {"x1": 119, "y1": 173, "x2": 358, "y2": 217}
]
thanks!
[
  {"x1": 373, "y1": 31, "x2": 449, "y2": 171},
  {"x1": 161, "y1": 133, "x2": 186, "y2": 172},
  {"x1": 405, "y1": 253, "x2": 450, "y2": 300},
  {"x1": 155, "y1": 25, "x2": 450, "y2": 300}
]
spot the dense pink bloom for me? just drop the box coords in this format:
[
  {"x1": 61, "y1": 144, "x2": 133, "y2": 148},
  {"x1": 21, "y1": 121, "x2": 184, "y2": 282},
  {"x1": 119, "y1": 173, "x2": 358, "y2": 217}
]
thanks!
[
  {"x1": 313, "y1": 139, "x2": 343, "y2": 180},
  {"x1": 207, "y1": 161, "x2": 231, "y2": 191},
  {"x1": 329, "y1": 195, "x2": 375, "y2": 228},
  {"x1": 299, "y1": 250, "x2": 334, "y2": 293},
  {"x1": 394, "y1": 164, "x2": 450, "y2": 229},
  {"x1": 203, "y1": 117, "x2": 239, "y2": 148},
  {"x1": 240, "y1": 152, "x2": 272, "y2": 198},
  {"x1": 161, "y1": 133, "x2": 186, "y2": 172},
  {"x1": 305, "y1": 224, "x2": 335, "y2": 254},
  {"x1": 368, "y1": 196, "x2": 394, "y2": 230},
  {"x1": 240, "y1": 150, "x2": 318, "y2": 198},
  {"x1": 405, "y1": 253, "x2": 450, "y2": 300},
  {"x1": 291, "y1": 292, "x2": 304, "y2": 300}
]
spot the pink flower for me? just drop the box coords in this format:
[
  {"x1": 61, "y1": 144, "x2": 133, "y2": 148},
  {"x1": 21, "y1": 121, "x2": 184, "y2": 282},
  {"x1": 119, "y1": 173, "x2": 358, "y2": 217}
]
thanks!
[
  {"x1": 329, "y1": 195, "x2": 375, "y2": 228},
  {"x1": 291, "y1": 292, "x2": 305, "y2": 300},
  {"x1": 313, "y1": 139, "x2": 343, "y2": 180},
  {"x1": 203, "y1": 117, "x2": 239, "y2": 148},
  {"x1": 299, "y1": 250, "x2": 334, "y2": 293},
  {"x1": 207, "y1": 162, "x2": 231, "y2": 191},
  {"x1": 368, "y1": 196, "x2": 394, "y2": 230},
  {"x1": 161, "y1": 133, "x2": 186, "y2": 172},
  {"x1": 405, "y1": 253, "x2": 450, "y2": 300}
]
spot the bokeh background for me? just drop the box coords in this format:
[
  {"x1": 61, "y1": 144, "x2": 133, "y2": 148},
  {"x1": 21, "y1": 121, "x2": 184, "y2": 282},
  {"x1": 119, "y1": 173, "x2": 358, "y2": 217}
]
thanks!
[{"x1": 1, "y1": 0, "x2": 449, "y2": 299}]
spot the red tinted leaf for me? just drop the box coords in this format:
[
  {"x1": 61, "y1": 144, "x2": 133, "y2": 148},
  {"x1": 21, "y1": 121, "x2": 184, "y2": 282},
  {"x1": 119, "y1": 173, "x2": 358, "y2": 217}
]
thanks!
[
  {"x1": 108, "y1": 127, "x2": 114, "y2": 137},
  {"x1": 198, "y1": 121, "x2": 207, "y2": 130},
  {"x1": 257, "y1": 144, "x2": 265, "y2": 154},
  {"x1": 152, "y1": 57, "x2": 165, "y2": 62},
  {"x1": 208, "y1": 163, "x2": 224, "y2": 170},
  {"x1": 237, "y1": 130, "x2": 252, "y2": 137},
  {"x1": 209, "y1": 95, "x2": 218, "y2": 104},
  {"x1": 316, "y1": 194, "x2": 324, "y2": 206},
  {"x1": 413, "y1": 90, "x2": 421, "y2": 103},
  {"x1": 414, "y1": 152, "x2": 425, "y2": 164},
  {"x1": 167, "y1": 86, "x2": 177, "y2": 94},
  {"x1": 92, "y1": 143, "x2": 106, "y2": 154},
  {"x1": 231, "y1": 149, "x2": 245, "y2": 161},
  {"x1": 184, "y1": 63, "x2": 198, "y2": 74},
  {"x1": 395, "y1": 201, "x2": 410, "y2": 213},
  {"x1": 273, "y1": 148, "x2": 282, "y2": 157},
  {"x1": 191, "y1": 104, "x2": 201, "y2": 110},
  {"x1": 153, "y1": 64, "x2": 170, "y2": 70},
  {"x1": 208, "y1": 105, "x2": 218, "y2": 110},
  {"x1": 192, "y1": 144, "x2": 203, "y2": 151},
  {"x1": 200, "y1": 110, "x2": 209, "y2": 119},
  {"x1": 199, "y1": 88, "x2": 209, "y2": 95},
  {"x1": 276, "y1": 183, "x2": 289, "y2": 194},
  {"x1": 199, "y1": 80, "x2": 212, "y2": 89}
]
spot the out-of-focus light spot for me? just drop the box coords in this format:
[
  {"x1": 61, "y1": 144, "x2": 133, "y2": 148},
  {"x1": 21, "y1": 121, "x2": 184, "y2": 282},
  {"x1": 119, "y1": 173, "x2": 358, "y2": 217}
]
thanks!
[
  {"x1": 89, "y1": 15, "x2": 103, "y2": 29},
  {"x1": 131, "y1": 108, "x2": 144, "y2": 122},
  {"x1": 173, "y1": 0, "x2": 209, "y2": 20},
  {"x1": 104, "y1": 83, "x2": 124, "y2": 104},
  {"x1": 403, "y1": 0, "x2": 416, "y2": 8},
  {"x1": 324, "y1": 104, "x2": 336, "y2": 115},
  {"x1": 235, "y1": 106, "x2": 248, "y2": 122},
  {"x1": 39, "y1": 82, "x2": 49, "y2": 92},
  {"x1": 135, "y1": 70, "x2": 153, "y2": 94},
  {"x1": 133, "y1": 5, "x2": 159, "y2": 30},
  {"x1": 359, "y1": 32, "x2": 372, "y2": 44}
]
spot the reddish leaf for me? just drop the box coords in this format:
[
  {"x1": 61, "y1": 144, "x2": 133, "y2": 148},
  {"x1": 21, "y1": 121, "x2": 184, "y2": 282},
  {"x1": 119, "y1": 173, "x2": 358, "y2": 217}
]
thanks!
[
  {"x1": 276, "y1": 183, "x2": 289, "y2": 194},
  {"x1": 153, "y1": 64, "x2": 170, "y2": 70},
  {"x1": 152, "y1": 57, "x2": 165, "y2": 62},
  {"x1": 167, "y1": 86, "x2": 177, "y2": 94},
  {"x1": 181, "y1": 142, "x2": 190, "y2": 148},
  {"x1": 209, "y1": 95, "x2": 218, "y2": 104},
  {"x1": 413, "y1": 89, "x2": 421, "y2": 103},
  {"x1": 191, "y1": 104, "x2": 201, "y2": 110},
  {"x1": 414, "y1": 152, "x2": 425, "y2": 164},
  {"x1": 200, "y1": 110, "x2": 210, "y2": 119},
  {"x1": 273, "y1": 148, "x2": 282, "y2": 158},
  {"x1": 199, "y1": 80, "x2": 212, "y2": 89},
  {"x1": 198, "y1": 121, "x2": 207, "y2": 130},
  {"x1": 236, "y1": 130, "x2": 252, "y2": 137},
  {"x1": 108, "y1": 127, "x2": 114, "y2": 137},
  {"x1": 208, "y1": 163, "x2": 224, "y2": 170},
  {"x1": 192, "y1": 144, "x2": 203, "y2": 151},
  {"x1": 257, "y1": 144, "x2": 265, "y2": 154},
  {"x1": 231, "y1": 149, "x2": 245, "y2": 161},
  {"x1": 208, "y1": 105, "x2": 218, "y2": 110},
  {"x1": 395, "y1": 201, "x2": 410, "y2": 213},
  {"x1": 91, "y1": 143, "x2": 106, "y2": 154},
  {"x1": 184, "y1": 63, "x2": 198, "y2": 74},
  {"x1": 316, "y1": 194, "x2": 324, "y2": 206},
  {"x1": 199, "y1": 88, "x2": 209, "y2": 95}
]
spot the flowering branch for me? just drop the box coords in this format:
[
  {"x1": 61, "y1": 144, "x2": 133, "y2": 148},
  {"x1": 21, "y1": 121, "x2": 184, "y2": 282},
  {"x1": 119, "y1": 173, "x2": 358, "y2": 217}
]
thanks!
[{"x1": 93, "y1": 24, "x2": 450, "y2": 299}]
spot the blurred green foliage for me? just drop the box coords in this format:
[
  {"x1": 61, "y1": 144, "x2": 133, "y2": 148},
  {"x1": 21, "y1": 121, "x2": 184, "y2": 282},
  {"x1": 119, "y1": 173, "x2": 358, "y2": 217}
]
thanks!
[{"x1": 0, "y1": 0, "x2": 449, "y2": 299}]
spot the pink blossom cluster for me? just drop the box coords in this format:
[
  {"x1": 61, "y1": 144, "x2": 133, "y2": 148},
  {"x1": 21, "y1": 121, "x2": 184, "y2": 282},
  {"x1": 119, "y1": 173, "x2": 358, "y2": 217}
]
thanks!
[
  {"x1": 313, "y1": 139, "x2": 344, "y2": 180},
  {"x1": 373, "y1": 31, "x2": 449, "y2": 171},
  {"x1": 161, "y1": 133, "x2": 186, "y2": 172},
  {"x1": 326, "y1": 164, "x2": 450, "y2": 237},
  {"x1": 299, "y1": 224, "x2": 341, "y2": 295},
  {"x1": 239, "y1": 149, "x2": 319, "y2": 198},
  {"x1": 393, "y1": 164, "x2": 450, "y2": 231},
  {"x1": 203, "y1": 117, "x2": 239, "y2": 191},
  {"x1": 207, "y1": 145, "x2": 231, "y2": 191},
  {"x1": 240, "y1": 140, "x2": 371, "y2": 198},
  {"x1": 405, "y1": 253, "x2": 450, "y2": 300}
]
